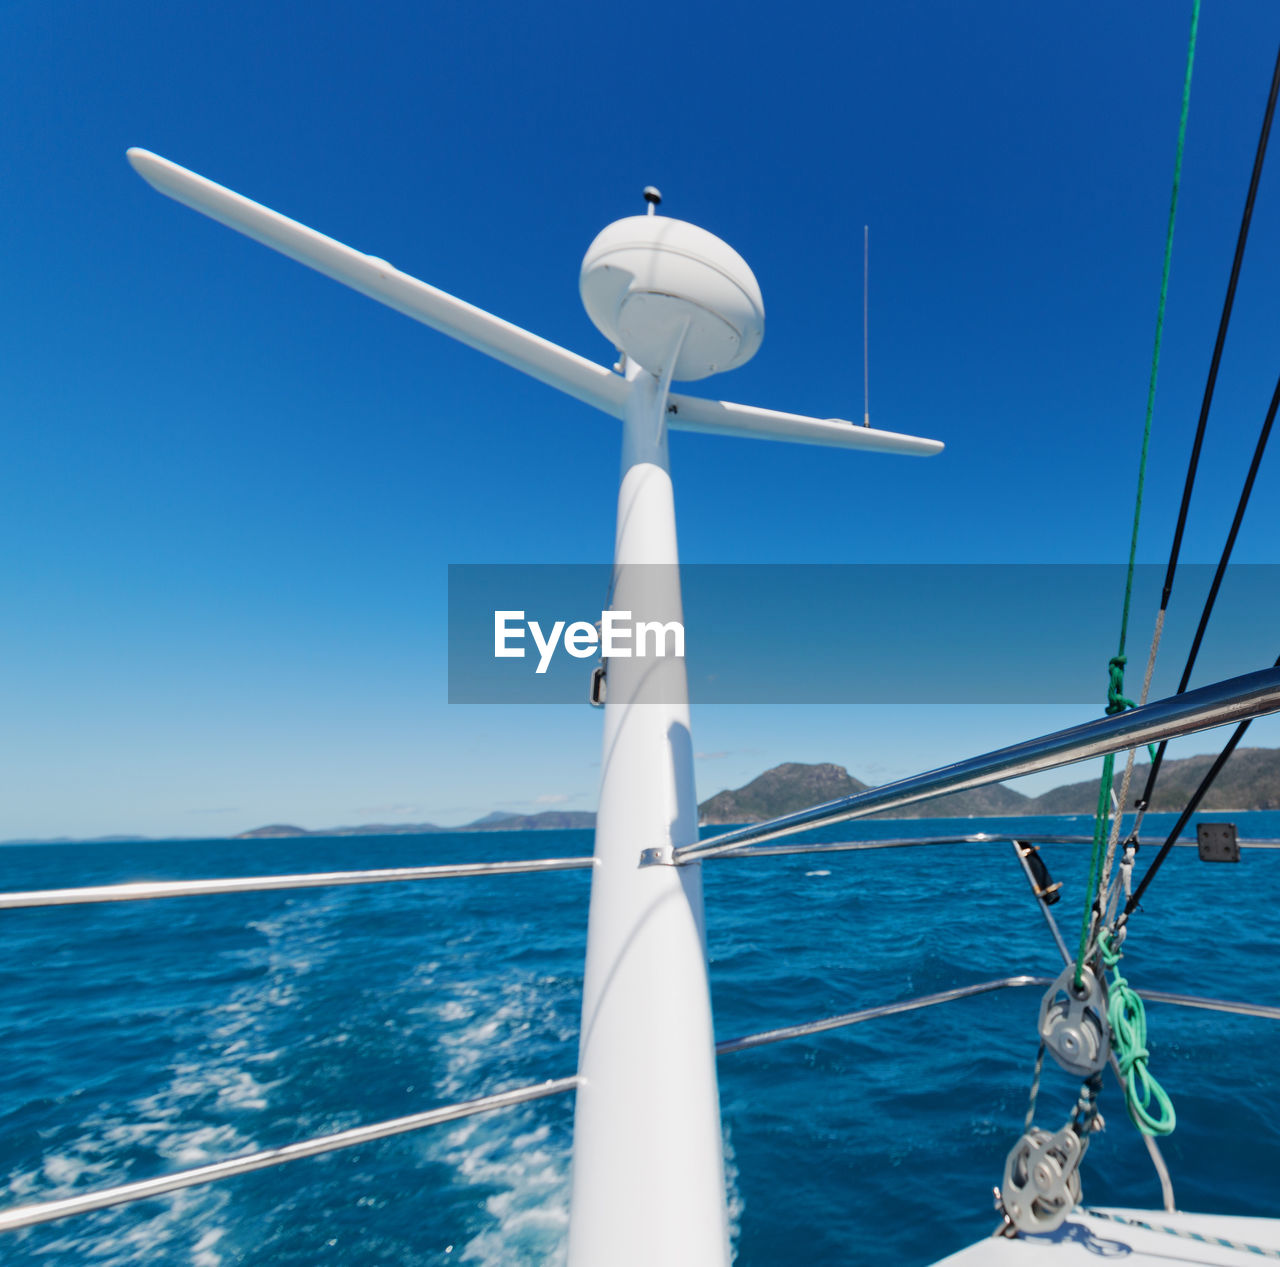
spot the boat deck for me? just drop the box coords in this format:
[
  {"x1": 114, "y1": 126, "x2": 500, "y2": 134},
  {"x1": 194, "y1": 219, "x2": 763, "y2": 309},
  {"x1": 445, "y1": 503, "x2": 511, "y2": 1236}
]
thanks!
[{"x1": 936, "y1": 1208, "x2": 1280, "y2": 1266}]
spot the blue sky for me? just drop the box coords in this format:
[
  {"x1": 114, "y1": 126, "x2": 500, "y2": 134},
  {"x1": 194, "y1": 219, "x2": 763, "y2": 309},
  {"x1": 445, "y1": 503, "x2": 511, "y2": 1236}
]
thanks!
[{"x1": 4, "y1": 1, "x2": 1280, "y2": 838}]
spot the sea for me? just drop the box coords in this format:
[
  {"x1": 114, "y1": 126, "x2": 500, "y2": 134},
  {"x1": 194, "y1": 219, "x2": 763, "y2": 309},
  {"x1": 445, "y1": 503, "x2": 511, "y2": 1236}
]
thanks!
[{"x1": 1, "y1": 812, "x2": 1278, "y2": 1266}]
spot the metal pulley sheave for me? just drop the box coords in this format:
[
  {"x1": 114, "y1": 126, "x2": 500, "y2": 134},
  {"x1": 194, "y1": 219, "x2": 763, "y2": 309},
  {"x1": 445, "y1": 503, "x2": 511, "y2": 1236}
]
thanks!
[
  {"x1": 1000, "y1": 1125, "x2": 1087, "y2": 1233},
  {"x1": 1039, "y1": 962, "x2": 1110, "y2": 1077}
]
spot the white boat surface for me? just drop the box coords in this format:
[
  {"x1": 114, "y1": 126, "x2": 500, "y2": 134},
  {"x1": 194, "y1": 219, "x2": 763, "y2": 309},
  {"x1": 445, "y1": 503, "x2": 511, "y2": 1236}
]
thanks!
[{"x1": 938, "y1": 1208, "x2": 1280, "y2": 1265}]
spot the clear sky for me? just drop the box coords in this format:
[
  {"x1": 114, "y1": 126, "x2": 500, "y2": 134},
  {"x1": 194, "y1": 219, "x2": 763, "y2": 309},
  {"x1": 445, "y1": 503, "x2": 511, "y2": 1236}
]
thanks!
[{"x1": 4, "y1": 1, "x2": 1279, "y2": 839}]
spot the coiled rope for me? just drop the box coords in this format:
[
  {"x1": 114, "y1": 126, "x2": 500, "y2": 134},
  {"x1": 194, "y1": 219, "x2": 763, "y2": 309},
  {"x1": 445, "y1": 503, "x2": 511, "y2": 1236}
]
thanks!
[{"x1": 1099, "y1": 933, "x2": 1175, "y2": 1136}]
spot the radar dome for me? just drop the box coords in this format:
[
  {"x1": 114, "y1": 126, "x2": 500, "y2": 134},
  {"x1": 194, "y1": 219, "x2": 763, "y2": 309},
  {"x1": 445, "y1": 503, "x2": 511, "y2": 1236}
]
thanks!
[{"x1": 579, "y1": 215, "x2": 764, "y2": 381}]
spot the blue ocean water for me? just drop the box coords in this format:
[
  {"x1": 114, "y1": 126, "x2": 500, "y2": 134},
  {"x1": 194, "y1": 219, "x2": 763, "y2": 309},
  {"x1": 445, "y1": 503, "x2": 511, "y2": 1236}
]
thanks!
[{"x1": 1, "y1": 813, "x2": 1278, "y2": 1265}]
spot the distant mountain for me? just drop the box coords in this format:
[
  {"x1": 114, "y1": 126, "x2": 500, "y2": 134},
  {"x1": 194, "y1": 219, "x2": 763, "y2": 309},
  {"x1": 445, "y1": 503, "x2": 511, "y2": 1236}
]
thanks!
[
  {"x1": 237, "y1": 823, "x2": 438, "y2": 838},
  {"x1": 20, "y1": 747, "x2": 1280, "y2": 846},
  {"x1": 697, "y1": 763, "x2": 866, "y2": 824},
  {"x1": 238, "y1": 824, "x2": 320, "y2": 838},
  {"x1": 234, "y1": 810, "x2": 595, "y2": 839},
  {"x1": 697, "y1": 761, "x2": 1031, "y2": 823},
  {"x1": 696, "y1": 762, "x2": 1034, "y2": 824},
  {"x1": 923, "y1": 783, "x2": 1034, "y2": 819},
  {"x1": 472, "y1": 811, "x2": 596, "y2": 831},
  {"x1": 1022, "y1": 747, "x2": 1280, "y2": 814},
  {"x1": 695, "y1": 748, "x2": 1280, "y2": 824}
]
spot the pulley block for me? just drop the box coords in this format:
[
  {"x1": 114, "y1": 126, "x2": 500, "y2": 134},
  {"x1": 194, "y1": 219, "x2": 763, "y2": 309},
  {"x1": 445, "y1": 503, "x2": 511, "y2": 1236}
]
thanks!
[
  {"x1": 1039, "y1": 962, "x2": 1110, "y2": 1077},
  {"x1": 1000, "y1": 1125, "x2": 1086, "y2": 1234}
]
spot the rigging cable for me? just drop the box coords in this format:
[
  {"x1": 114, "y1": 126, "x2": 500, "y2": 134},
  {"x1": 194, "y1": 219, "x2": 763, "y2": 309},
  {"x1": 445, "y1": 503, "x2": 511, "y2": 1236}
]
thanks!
[
  {"x1": 1126, "y1": 649, "x2": 1280, "y2": 917},
  {"x1": 1100, "y1": 47, "x2": 1280, "y2": 1137},
  {"x1": 1076, "y1": 0, "x2": 1201, "y2": 983},
  {"x1": 1128, "y1": 372, "x2": 1280, "y2": 856},
  {"x1": 1105, "y1": 370, "x2": 1279, "y2": 1114},
  {"x1": 1169, "y1": 373, "x2": 1280, "y2": 718},
  {"x1": 1076, "y1": 24, "x2": 1280, "y2": 1148},
  {"x1": 1129, "y1": 36, "x2": 1280, "y2": 824},
  {"x1": 1122, "y1": 278, "x2": 1280, "y2": 909}
]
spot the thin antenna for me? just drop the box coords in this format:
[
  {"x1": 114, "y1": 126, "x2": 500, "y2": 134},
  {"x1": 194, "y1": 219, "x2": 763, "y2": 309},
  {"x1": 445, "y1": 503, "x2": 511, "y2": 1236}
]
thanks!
[{"x1": 862, "y1": 225, "x2": 870, "y2": 426}]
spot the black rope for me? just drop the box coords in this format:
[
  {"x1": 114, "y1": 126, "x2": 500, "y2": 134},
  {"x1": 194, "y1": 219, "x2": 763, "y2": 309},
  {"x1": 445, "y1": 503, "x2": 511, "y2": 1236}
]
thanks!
[
  {"x1": 1135, "y1": 370, "x2": 1280, "y2": 809},
  {"x1": 1135, "y1": 41, "x2": 1280, "y2": 816},
  {"x1": 1125, "y1": 654, "x2": 1280, "y2": 916},
  {"x1": 1157, "y1": 40, "x2": 1280, "y2": 612},
  {"x1": 1173, "y1": 372, "x2": 1280, "y2": 697}
]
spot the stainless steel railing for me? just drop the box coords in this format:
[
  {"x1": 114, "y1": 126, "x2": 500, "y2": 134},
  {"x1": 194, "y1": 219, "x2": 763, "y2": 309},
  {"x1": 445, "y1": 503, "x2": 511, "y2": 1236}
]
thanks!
[
  {"x1": 0, "y1": 1078, "x2": 581, "y2": 1233},
  {"x1": 714, "y1": 976, "x2": 1052, "y2": 1054},
  {"x1": 0, "y1": 856, "x2": 594, "y2": 909},
  {"x1": 0, "y1": 837, "x2": 1277, "y2": 911},
  {"x1": 1, "y1": 973, "x2": 1275, "y2": 1234},
  {"x1": 707, "y1": 834, "x2": 1280, "y2": 860},
  {"x1": 715, "y1": 977, "x2": 1280, "y2": 1056},
  {"x1": 2, "y1": 665, "x2": 1278, "y2": 1236},
  {"x1": 669, "y1": 666, "x2": 1280, "y2": 863}
]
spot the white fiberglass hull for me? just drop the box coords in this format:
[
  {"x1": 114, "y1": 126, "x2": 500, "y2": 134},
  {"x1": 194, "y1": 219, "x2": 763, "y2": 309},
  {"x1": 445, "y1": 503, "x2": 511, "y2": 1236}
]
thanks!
[{"x1": 935, "y1": 1207, "x2": 1280, "y2": 1266}]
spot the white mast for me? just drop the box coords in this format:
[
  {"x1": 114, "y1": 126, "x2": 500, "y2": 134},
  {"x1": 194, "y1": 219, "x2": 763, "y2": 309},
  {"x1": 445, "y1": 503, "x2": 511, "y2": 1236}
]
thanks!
[
  {"x1": 125, "y1": 149, "x2": 943, "y2": 1263},
  {"x1": 569, "y1": 353, "x2": 729, "y2": 1263}
]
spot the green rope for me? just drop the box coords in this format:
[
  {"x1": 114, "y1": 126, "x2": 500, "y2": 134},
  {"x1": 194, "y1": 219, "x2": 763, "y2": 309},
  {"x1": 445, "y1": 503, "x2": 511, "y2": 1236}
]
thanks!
[
  {"x1": 1076, "y1": 750, "x2": 1116, "y2": 987},
  {"x1": 1078, "y1": 0, "x2": 1200, "y2": 986},
  {"x1": 1100, "y1": 934, "x2": 1176, "y2": 1136},
  {"x1": 1117, "y1": 0, "x2": 1200, "y2": 665},
  {"x1": 1106, "y1": 654, "x2": 1135, "y2": 713}
]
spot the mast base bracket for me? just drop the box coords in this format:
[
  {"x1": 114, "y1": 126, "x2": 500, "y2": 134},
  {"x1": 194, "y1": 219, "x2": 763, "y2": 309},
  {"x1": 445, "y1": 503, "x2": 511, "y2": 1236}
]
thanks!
[{"x1": 639, "y1": 846, "x2": 677, "y2": 867}]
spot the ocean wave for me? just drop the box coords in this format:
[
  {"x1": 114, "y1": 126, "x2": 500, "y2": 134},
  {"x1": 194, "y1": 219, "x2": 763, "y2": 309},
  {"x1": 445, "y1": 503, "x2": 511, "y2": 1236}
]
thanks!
[{"x1": 422, "y1": 974, "x2": 574, "y2": 1264}]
